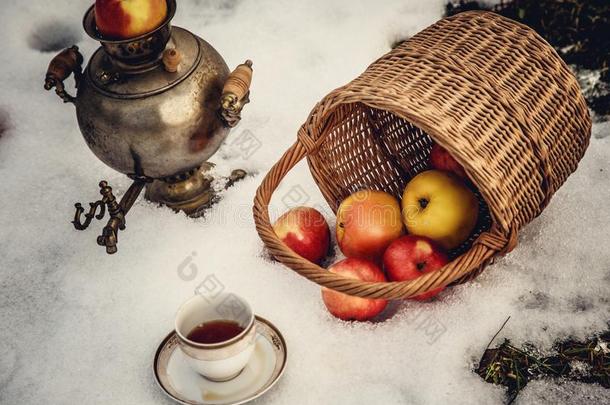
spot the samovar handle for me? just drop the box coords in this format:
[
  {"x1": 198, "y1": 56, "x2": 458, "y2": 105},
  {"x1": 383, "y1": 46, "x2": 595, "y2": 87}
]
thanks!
[
  {"x1": 43, "y1": 45, "x2": 84, "y2": 104},
  {"x1": 219, "y1": 60, "x2": 253, "y2": 127}
]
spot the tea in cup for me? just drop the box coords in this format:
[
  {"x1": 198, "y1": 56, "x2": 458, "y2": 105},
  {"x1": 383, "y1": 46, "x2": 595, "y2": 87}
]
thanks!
[{"x1": 175, "y1": 292, "x2": 256, "y2": 381}]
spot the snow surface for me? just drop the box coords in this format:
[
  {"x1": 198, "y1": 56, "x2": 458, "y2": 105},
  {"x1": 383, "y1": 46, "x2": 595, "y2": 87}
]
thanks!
[
  {"x1": 516, "y1": 380, "x2": 610, "y2": 405},
  {"x1": 1, "y1": 1, "x2": 609, "y2": 404}
]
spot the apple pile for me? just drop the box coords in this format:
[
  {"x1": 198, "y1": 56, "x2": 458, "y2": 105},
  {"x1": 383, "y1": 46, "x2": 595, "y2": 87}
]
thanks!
[{"x1": 273, "y1": 142, "x2": 479, "y2": 321}]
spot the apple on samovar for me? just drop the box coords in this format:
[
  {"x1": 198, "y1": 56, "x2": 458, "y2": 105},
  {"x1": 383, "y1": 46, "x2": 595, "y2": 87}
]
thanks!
[{"x1": 95, "y1": 0, "x2": 168, "y2": 39}]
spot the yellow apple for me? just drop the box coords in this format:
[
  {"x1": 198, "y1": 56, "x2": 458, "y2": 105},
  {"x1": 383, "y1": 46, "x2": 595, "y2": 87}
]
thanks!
[
  {"x1": 401, "y1": 170, "x2": 478, "y2": 250},
  {"x1": 95, "y1": 0, "x2": 168, "y2": 39}
]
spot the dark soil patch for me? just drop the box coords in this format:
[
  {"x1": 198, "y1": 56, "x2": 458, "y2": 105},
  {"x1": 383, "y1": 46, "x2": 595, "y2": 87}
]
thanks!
[
  {"x1": 445, "y1": 0, "x2": 610, "y2": 120},
  {"x1": 476, "y1": 324, "x2": 610, "y2": 403}
]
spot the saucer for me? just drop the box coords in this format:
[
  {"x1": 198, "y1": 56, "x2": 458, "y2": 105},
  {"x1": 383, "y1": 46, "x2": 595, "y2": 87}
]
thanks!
[{"x1": 154, "y1": 316, "x2": 287, "y2": 405}]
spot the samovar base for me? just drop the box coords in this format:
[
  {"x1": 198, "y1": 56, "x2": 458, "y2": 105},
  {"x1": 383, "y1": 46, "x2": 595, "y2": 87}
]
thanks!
[{"x1": 145, "y1": 163, "x2": 247, "y2": 218}]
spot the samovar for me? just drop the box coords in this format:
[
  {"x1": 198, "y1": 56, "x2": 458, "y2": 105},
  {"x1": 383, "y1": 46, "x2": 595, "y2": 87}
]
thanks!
[{"x1": 43, "y1": 0, "x2": 253, "y2": 254}]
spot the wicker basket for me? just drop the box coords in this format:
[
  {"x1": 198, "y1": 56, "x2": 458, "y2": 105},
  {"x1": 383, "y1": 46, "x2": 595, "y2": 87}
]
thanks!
[{"x1": 253, "y1": 11, "x2": 591, "y2": 299}]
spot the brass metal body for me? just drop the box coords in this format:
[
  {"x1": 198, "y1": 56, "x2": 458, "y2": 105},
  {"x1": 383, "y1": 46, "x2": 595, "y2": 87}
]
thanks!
[
  {"x1": 43, "y1": 0, "x2": 253, "y2": 253},
  {"x1": 76, "y1": 26, "x2": 231, "y2": 179}
]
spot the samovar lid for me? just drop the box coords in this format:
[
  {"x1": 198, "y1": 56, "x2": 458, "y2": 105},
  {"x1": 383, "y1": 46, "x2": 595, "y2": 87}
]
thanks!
[{"x1": 86, "y1": 27, "x2": 202, "y2": 99}]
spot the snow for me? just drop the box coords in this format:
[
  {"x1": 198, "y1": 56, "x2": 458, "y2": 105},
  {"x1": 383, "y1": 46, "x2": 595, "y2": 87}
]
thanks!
[
  {"x1": 0, "y1": 1, "x2": 609, "y2": 404},
  {"x1": 515, "y1": 380, "x2": 610, "y2": 405}
]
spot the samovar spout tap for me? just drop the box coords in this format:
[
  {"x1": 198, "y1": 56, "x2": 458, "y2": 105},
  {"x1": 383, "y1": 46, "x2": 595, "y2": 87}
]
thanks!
[{"x1": 73, "y1": 179, "x2": 147, "y2": 254}]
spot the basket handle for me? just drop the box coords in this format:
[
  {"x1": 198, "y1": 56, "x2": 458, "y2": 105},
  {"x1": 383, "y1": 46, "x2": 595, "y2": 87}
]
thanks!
[{"x1": 253, "y1": 139, "x2": 518, "y2": 299}]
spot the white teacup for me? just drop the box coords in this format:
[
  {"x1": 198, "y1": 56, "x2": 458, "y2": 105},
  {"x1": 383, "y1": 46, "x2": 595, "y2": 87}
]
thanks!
[{"x1": 175, "y1": 293, "x2": 256, "y2": 381}]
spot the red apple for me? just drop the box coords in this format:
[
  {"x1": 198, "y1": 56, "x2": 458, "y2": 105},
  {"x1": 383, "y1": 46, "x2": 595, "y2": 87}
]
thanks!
[
  {"x1": 382, "y1": 235, "x2": 449, "y2": 301},
  {"x1": 336, "y1": 190, "x2": 404, "y2": 261},
  {"x1": 273, "y1": 207, "x2": 330, "y2": 264},
  {"x1": 322, "y1": 258, "x2": 388, "y2": 321},
  {"x1": 95, "y1": 0, "x2": 168, "y2": 39},
  {"x1": 429, "y1": 143, "x2": 467, "y2": 179}
]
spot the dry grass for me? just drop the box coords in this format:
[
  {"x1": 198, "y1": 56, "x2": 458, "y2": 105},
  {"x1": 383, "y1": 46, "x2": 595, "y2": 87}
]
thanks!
[
  {"x1": 476, "y1": 320, "x2": 610, "y2": 403},
  {"x1": 445, "y1": 0, "x2": 610, "y2": 119}
]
